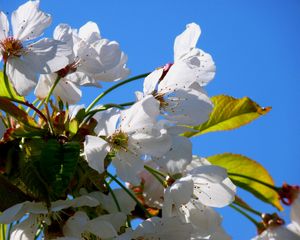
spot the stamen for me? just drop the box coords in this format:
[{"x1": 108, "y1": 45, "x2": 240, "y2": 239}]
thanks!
[{"x1": 0, "y1": 37, "x2": 24, "y2": 62}]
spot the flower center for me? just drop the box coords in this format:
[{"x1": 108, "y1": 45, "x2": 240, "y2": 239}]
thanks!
[
  {"x1": 108, "y1": 131, "x2": 129, "y2": 151},
  {"x1": 153, "y1": 91, "x2": 168, "y2": 109},
  {"x1": 0, "y1": 37, "x2": 24, "y2": 62},
  {"x1": 56, "y1": 60, "x2": 80, "y2": 78}
]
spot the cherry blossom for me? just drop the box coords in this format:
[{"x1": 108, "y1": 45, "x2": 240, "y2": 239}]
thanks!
[
  {"x1": 0, "y1": 1, "x2": 71, "y2": 95},
  {"x1": 84, "y1": 95, "x2": 172, "y2": 184}
]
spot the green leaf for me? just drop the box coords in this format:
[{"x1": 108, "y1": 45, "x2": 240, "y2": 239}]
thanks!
[
  {"x1": 0, "y1": 72, "x2": 24, "y2": 101},
  {"x1": 0, "y1": 97, "x2": 38, "y2": 128},
  {"x1": 207, "y1": 153, "x2": 283, "y2": 211},
  {"x1": 183, "y1": 95, "x2": 271, "y2": 137},
  {"x1": 21, "y1": 139, "x2": 80, "y2": 201}
]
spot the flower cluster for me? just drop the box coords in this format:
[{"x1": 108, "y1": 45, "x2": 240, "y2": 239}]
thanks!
[{"x1": 0, "y1": 1, "x2": 299, "y2": 240}]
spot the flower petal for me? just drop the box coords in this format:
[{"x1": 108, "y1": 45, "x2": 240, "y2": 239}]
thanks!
[
  {"x1": 113, "y1": 150, "x2": 144, "y2": 185},
  {"x1": 53, "y1": 79, "x2": 82, "y2": 104},
  {"x1": 174, "y1": 23, "x2": 201, "y2": 61},
  {"x1": 84, "y1": 135, "x2": 109, "y2": 174},
  {"x1": 63, "y1": 211, "x2": 89, "y2": 238},
  {"x1": 78, "y1": 21, "x2": 101, "y2": 44},
  {"x1": 143, "y1": 68, "x2": 163, "y2": 95},
  {"x1": 10, "y1": 215, "x2": 39, "y2": 240},
  {"x1": 120, "y1": 95, "x2": 159, "y2": 133},
  {"x1": 11, "y1": 0, "x2": 51, "y2": 41},
  {"x1": 6, "y1": 58, "x2": 36, "y2": 95},
  {"x1": 155, "y1": 135, "x2": 192, "y2": 174},
  {"x1": 0, "y1": 12, "x2": 9, "y2": 40},
  {"x1": 0, "y1": 201, "x2": 28, "y2": 224},
  {"x1": 94, "y1": 108, "x2": 120, "y2": 136},
  {"x1": 24, "y1": 38, "x2": 70, "y2": 73},
  {"x1": 34, "y1": 73, "x2": 55, "y2": 99}
]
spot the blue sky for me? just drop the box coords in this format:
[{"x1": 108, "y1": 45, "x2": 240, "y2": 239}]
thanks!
[{"x1": 1, "y1": 0, "x2": 300, "y2": 239}]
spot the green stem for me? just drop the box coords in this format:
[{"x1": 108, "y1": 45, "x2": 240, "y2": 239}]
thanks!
[
  {"x1": 144, "y1": 165, "x2": 167, "y2": 178},
  {"x1": 1, "y1": 224, "x2": 6, "y2": 240},
  {"x1": 230, "y1": 204, "x2": 260, "y2": 227},
  {"x1": 86, "y1": 72, "x2": 150, "y2": 113},
  {"x1": 80, "y1": 101, "x2": 135, "y2": 129},
  {"x1": 44, "y1": 104, "x2": 54, "y2": 135},
  {"x1": 26, "y1": 98, "x2": 39, "y2": 113},
  {"x1": 7, "y1": 223, "x2": 12, "y2": 240},
  {"x1": 228, "y1": 173, "x2": 280, "y2": 192},
  {"x1": 32, "y1": 99, "x2": 45, "y2": 119},
  {"x1": 144, "y1": 165, "x2": 166, "y2": 186},
  {"x1": 106, "y1": 172, "x2": 152, "y2": 218},
  {"x1": 4, "y1": 97, "x2": 48, "y2": 123},
  {"x1": 104, "y1": 180, "x2": 121, "y2": 212},
  {"x1": 233, "y1": 200, "x2": 262, "y2": 217},
  {"x1": 3, "y1": 62, "x2": 14, "y2": 99},
  {"x1": 45, "y1": 76, "x2": 61, "y2": 104}
]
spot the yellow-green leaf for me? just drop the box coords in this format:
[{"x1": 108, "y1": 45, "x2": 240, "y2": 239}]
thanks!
[
  {"x1": 0, "y1": 97, "x2": 38, "y2": 128},
  {"x1": 0, "y1": 224, "x2": 6, "y2": 240},
  {"x1": 207, "y1": 153, "x2": 283, "y2": 211},
  {"x1": 183, "y1": 95, "x2": 271, "y2": 137},
  {"x1": 0, "y1": 72, "x2": 24, "y2": 101}
]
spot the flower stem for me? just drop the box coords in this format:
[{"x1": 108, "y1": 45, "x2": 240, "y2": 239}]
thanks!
[
  {"x1": 233, "y1": 200, "x2": 262, "y2": 217},
  {"x1": 144, "y1": 165, "x2": 166, "y2": 186},
  {"x1": 104, "y1": 179, "x2": 122, "y2": 212},
  {"x1": 85, "y1": 72, "x2": 150, "y2": 113},
  {"x1": 230, "y1": 204, "x2": 261, "y2": 228},
  {"x1": 106, "y1": 171, "x2": 152, "y2": 218},
  {"x1": 228, "y1": 173, "x2": 280, "y2": 192},
  {"x1": 3, "y1": 62, "x2": 14, "y2": 99},
  {"x1": 1, "y1": 224, "x2": 6, "y2": 240},
  {"x1": 26, "y1": 98, "x2": 39, "y2": 113},
  {"x1": 45, "y1": 76, "x2": 61, "y2": 104}
]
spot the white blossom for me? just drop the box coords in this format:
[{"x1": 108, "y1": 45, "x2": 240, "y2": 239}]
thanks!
[
  {"x1": 83, "y1": 96, "x2": 172, "y2": 184},
  {"x1": 35, "y1": 21, "x2": 129, "y2": 104},
  {"x1": 0, "y1": 195, "x2": 99, "y2": 240},
  {"x1": 0, "y1": 1, "x2": 71, "y2": 95}
]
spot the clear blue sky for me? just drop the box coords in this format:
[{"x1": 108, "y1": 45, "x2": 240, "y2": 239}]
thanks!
[{"x1": 1, "y1": 0, "x2": 300, "y2": 239}]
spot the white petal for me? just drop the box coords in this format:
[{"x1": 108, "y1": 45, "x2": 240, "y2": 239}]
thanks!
[
  {"x1": 163, "y1": 88, "x2": 213, "y2": 126},
  {"x1": 94, "y1": 39, "x2": 122, "y2": 70},
  {"x1": 84, "y1": 135, "x2": 109, "y2": 174},
  {"x1": 6, "y1": 58, "x2": 36, "y2": 95},
  {"x1": 113, "y1": 150, "x2": 144, "y2": 185},
  {"x1": 168, "y1": 176, "x2": 194, "y2": 205},
  {"x1": 93, "y1": 52, "x2": 130, "y2": 82},
  {"x1": 68, "y1": 104, "x2": 85, "y2": 120},
  {"x1": 85, "y1": 219, "x2": 117, "y2": 239},
  {"x1": 174, "y1": 23, "x2": 201, "y2": 61},
  {"x1": 120, "y1": 95, "x2": 159, "y2": 133},
  {"x1": 182, "y1": 49, "x2": 216, "y2": 86},
  {"x1": 190, "y1": 166, "x2": 236, "y2": 207},
  {"x1": 24, "y1": 38, "x2": 70, "y2": 73},
  {"x1": 53, "y1": 79, "x2": 82, "y2": 104},
  {"x1": 76, "y1": 41, "x2": 104, "y2": 74},
  {"x1": 129, "y1": 126, "x2": 172, "y2": 157},
  {"x1": 63, "y1": 211, "x2": 89, "y2": 238},
  {"x1": 93, "y1": 212, "x2": 126, "y2": 231},
  {"x1": 155, "y1": 135, "x2": 192, "y2": 174},
  {"x1": 94, "y1": 108, "x2": 120, "y2": 136},
  {"x1": 143, "y1": 68, "x2": 163, "y2": 95},
  {"x1": 181, "y1": 202, "x2": 221, "y2": 237},
  {"x1": 291, "y1": 194, "x2": 300, "y2": 227},
  {"x1": 10, "y1": 215, "x2": 39, "y2": 240},
  {"x1": 34, "y1": 73, "x2": 55, "y2": 99},
  {"x1": 0, "y1": 12, "x2": 9, "y2": 40},
  {"x1": 54, "y1": 24, "x2": 73, "y2": 43},
  {"x1": 0, "y1": 119, "x2": 6, "y2": 139},
  {"x1": 185, "y1": 156, "x2": 211, "y2": 172},
  {"x1": 0, "y1": 201, "x2": 28, "y2": 224},
  {"x1": 66, "y1": 71, "x2": 101, "y2": 87},
  {"x1": 252, "y1": 226, "x2": 300, "y2": 240},
  {"x1": 78, "y1": 21, "x2": 101, "y2": 43},
  {"x1": 11, "y1": 0, "x2": 51, "y2": 41}
]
